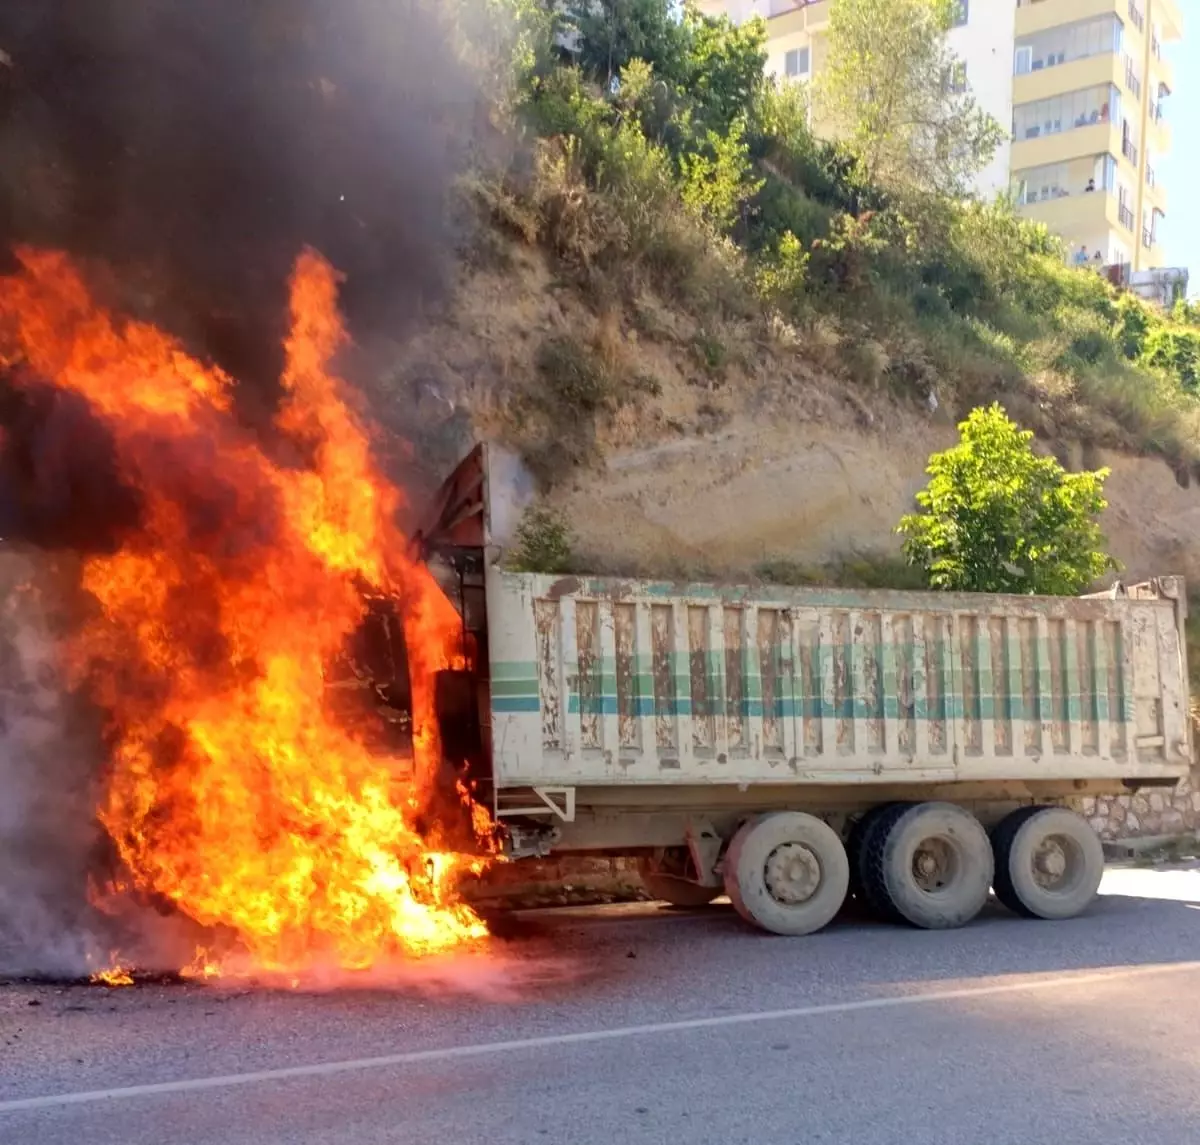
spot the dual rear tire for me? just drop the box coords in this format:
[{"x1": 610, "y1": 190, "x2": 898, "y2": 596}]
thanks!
[
  {"x1": 990, "y1": 805, "x2": 1105, "y2": 920},
  {"x1": 714, "y1": 802, "x2": 1104, "y2": 937}
]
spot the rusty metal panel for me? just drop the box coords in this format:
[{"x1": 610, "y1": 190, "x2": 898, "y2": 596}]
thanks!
[{"x1": 488, "y1": 572, "x2": 1192, "y2": 788}]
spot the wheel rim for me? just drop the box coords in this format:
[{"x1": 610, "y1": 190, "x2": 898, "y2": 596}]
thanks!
[
  {"x1": 909, "y1": 835, "x2": 961, "y2": 894},
  {"x1": 764, "y1": 842, "x2": 822, "y2": 905},
  {"x1": 1030, "y1": 832, "x2": 1086, "y2": 895}
]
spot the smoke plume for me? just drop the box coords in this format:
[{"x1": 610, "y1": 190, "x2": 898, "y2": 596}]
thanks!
[{"x1": 0, "y1": 0, "x2": 476, "y2": 390}]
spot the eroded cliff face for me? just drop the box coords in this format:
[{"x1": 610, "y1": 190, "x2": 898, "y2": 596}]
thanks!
[
  {"x1": 545, "y1": 413, "x2": 1200, "y2": 588},
  {"x1": 391, "y1": 248, "x2": 1200, "y2": 589}
]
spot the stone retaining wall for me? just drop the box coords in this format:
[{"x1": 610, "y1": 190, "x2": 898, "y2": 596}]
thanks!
[{"x1": 1081, "y1": 766, "x2": 1200, "y2": 842}]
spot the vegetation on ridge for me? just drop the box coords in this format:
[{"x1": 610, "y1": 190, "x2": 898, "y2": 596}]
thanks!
[{"x1": 459, "y1": 0, "x2": 1200, "y2": 484}]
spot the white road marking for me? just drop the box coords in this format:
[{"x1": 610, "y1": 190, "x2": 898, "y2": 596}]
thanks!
[{"x1": 3, "y1": 960, "x2": 1198, "y2": 1114}]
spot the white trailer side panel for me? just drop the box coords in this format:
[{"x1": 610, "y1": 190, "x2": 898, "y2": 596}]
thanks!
[{"x1": 486, "y1": 571, "x2": 1191, "y2": 788}]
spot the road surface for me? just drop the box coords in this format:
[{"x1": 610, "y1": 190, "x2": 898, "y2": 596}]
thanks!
[{"x1": 3, "y1": 864, "x2": 1200, "y2": 1145}]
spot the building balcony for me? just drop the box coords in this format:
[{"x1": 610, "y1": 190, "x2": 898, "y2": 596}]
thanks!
[
  {"x1": 1015, "y1": 179, "x2": 1131, "y2": 235},
  {"x1": 761, "y1": 0, "x2": 830, "y2": 35},
  {"x1": 1011, "y1": 121, "x2": 1129, "y2": 172},
  {"x1": 1152, "y1": 0, "x2": 1185, "y2": 41},
  {"x1": 1143, "y1": 165, "x2": 1168, "y2": 212},
  {"x1": 1151, "y1": 54, "x2": 1175, "y2": 96},
  {"x1": 1146, "y1": 106, "x2": 1172, "y2": 152},
  {"x1": 1012, "y1": 52, "x2": 1128, "y2": 104},
  {"x1": 1015, "y1": 0, "x2": 1128, "y2": 38}
]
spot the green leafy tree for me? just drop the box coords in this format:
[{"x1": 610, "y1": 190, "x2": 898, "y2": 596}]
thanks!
[
  {"x1": 681, "y1": 6, "x2": 767, "y2": 136},
  {"x1": 816, "y1": 0, "x2": 1003, "y2": 197},
  {"x1": 567, "y1": 0, "x2": 689, "y2": 88},
  {"x1": 898, "y1": 404, "x2": 1117, "y2": 594},
  {"x1": 567, "y1": 1, "x2": 766, "y2": 138}
]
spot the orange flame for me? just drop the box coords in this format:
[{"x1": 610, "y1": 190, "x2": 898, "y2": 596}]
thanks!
[
  {"x1": 0, "y1": 247, "x2": 494, "y2": 979},
  {"x1": 91, "y1": 965, "x2": 135, "y2": 988}
]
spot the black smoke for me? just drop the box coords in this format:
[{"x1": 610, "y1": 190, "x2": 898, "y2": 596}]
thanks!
[{"x1": 0, "y1": 0, "x2": 476, "y2": 391}]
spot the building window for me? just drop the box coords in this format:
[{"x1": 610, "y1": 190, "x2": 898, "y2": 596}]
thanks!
[
  {"x1": 952, "y1": 0, "x2": 969, "y2": 27},
  {"x1": 1124, "y1": 55, "x2": 1142, "y2": 99},
  {"x1": 1102, "y1": 154, "x2": 1117, "y2": 191},
  {"x1": 1012, "y1": 85, "x2": 1119, "y2": 140},
  {"x1": 945, "y1": 61, "x2": 968, "y2": 94},
  {"x1": 1121, "y1": 119, "x2": 1139, "y2": 165},
  {"x1": 1118, "y1": 184, "x2": 1134, "y2": 231},
  {"x1": 784, "y1": 47, "x2": 810, "y2": 78},
  {"x1": 1013, "y1": 15, "x2": 1123, "y2": 75}
]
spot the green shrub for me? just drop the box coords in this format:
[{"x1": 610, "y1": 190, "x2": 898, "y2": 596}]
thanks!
[
  {"x1": 536, "y1": 334, "x2": 614, "y2": 413},
  {"x1": 678, "y1": 119, "x2": 762, "y2": 232},
  {"x1": 746, "y1": 176, "x2": 834, "y2": 253},
  {"x1": 1143, "y1": 326, "x2": 1200, "y2": 394},
  {"x1": 898, "y1": 403, "x2": 1118, "y2": 594},
  {"x1": 511, "y1": 505, "x2": 574, "y2": 573},
  {"x1": 754, "y1": 230, "x2": 808, "y2": 312}
]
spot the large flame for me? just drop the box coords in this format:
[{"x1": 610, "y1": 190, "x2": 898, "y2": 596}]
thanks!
[{"x1": 0, "y1": 247, "x2": 493, "y2": 980}]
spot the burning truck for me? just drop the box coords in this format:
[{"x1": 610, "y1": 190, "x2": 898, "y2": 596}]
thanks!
[{"x1": 1, "y1": 242, "x2": 1194, "y2": 989}]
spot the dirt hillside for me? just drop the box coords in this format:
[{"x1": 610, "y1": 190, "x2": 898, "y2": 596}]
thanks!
[{"x1": 384, "y1": 240, "x2": 1200, "y2": 587}]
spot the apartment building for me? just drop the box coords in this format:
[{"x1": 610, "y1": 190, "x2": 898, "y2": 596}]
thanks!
[{"x1": 696, "y1": 0, "x2": 1183, "y2": 272}]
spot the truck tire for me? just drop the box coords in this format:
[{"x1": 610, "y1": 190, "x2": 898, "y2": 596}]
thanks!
[
  {"x1": 991, "y1": 806, "x2": 1104, "y2": 920},
  {"x1": 847, "y1": 802, "x2": 908, "y2": 903},
  {"x1": 724, "y1": 812, "x2": 849, "y2": 936},
  {"x1": 640, "y1": 870, "x2": 722, "y2": 909},
  {"x1": 862, "y1": 802, "x2": 993, "y2": 930}
]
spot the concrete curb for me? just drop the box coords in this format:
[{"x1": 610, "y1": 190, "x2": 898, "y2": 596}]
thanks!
[{"x1": 1102, "y1": 831, "x2": 1200, "y2": 861}]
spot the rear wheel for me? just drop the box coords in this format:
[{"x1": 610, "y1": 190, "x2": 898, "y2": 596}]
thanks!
[
  {"x1": 862, "y1": 802, "x2": 993, "y2": 930},
  {"x1": 724, "y1": 812, "x2": 849, "y2": 936},
  {"x1": 991, "y1": 806, "x2": 1104, "y2": 920}
]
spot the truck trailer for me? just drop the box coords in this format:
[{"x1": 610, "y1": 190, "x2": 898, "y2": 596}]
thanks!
[{"x1": 404, "y1": 444, "x2": 1193, "y2": 936}]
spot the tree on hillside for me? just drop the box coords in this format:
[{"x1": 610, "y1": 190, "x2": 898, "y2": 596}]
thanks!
[
  {"x1": 566, "y1": 1, "x2": 766, "y2": 138},
  {"x1": 568, "y1": 0, "x2": 689, "y2": 89},
  {"x1": 816, "y1": 0, "x2": 1003, "y2": 197},
  {"x1": 898, "y1": 404, "x2": 1117, "y2": 595}
]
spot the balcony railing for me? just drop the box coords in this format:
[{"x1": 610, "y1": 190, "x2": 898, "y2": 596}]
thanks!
[
  {"x1": 1146, "y1": 164, "x2": 1156, "y2": 187},
  {"x1": 1124, "y1": 58, "x2": 1142, "y2": 98},
  {"x1": 1119, "y1": 203, "x2": 1135, "y2": 230},
  {"x1": 1122, "y1": 137, "x2": 1138, "y2": 165},
  {"x1": 1150, "y1": 100, "x2": 1167, "y2": 123},
  {"x1": 1142, "y1": 227, "x2": 1155, "y2": 249},
  {"x1": 767, "y1": 0, "x2": 821, "y2": 12}
]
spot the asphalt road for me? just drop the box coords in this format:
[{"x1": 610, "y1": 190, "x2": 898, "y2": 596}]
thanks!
[{"x1": 3, "y1": 865, "x2": 1200, "y2": 1145}]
